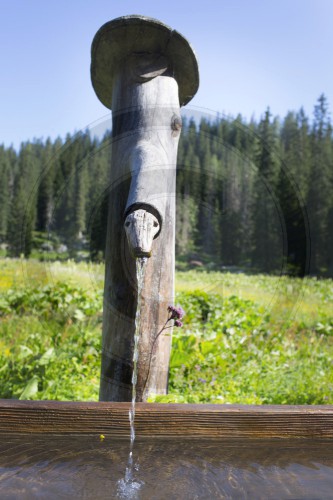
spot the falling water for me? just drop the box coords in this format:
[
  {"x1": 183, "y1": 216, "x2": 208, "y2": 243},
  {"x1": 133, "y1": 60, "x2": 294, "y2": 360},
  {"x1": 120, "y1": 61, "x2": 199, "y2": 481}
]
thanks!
[
  {"x1": 117, "y1": 256, "x2": 147, "y2": 499},
  {"x1": 129, "y1": 257, "x2": 147, "y2": 453}
]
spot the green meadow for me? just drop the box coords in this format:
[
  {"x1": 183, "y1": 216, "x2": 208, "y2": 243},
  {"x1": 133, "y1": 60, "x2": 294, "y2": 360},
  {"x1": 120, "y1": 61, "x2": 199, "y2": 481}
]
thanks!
[{"x1": 1, "y1": 258, "x2": 333, "y2": 404}]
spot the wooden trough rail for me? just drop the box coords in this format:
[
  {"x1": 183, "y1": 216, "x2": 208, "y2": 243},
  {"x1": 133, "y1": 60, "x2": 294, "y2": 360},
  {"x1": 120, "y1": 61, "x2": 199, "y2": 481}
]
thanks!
[{"x1": 1, "y1": 401, "x2": 333, "y2": 438}]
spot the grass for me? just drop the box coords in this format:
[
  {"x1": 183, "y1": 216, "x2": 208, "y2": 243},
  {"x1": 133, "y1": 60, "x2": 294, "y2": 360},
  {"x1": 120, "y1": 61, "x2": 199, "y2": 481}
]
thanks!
[
  {"x1": 164, "y1": 292, "x2": 333, "y2": 404},
  {"x1": 0, "y1": 258, "x2": 104, "y2": 293},
  {"x1": 0, "y1": 258, "x2": 333, "y2": 404},
  {"x1": 176, "y1": 270, "x2": 333, "y2": 324}
]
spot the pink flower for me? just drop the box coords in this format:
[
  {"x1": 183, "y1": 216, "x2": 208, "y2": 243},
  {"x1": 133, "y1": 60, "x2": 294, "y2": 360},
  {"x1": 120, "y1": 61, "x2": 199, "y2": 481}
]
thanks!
[{"x1": 167, "y1": 305, "x2": 185, "y2": 320}]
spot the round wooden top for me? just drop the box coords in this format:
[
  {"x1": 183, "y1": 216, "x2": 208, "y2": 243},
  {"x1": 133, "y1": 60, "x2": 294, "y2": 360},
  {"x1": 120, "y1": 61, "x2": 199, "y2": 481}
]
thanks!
[{"x1": 91, "y1": 15, "x2": 199, "y2": 109}]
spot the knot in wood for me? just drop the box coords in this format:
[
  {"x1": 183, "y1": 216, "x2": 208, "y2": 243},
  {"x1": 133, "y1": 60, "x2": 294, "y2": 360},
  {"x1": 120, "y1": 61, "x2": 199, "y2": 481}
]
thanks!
[{"x1": 171, "y1": 114, "x2": 182, "y2": 133}]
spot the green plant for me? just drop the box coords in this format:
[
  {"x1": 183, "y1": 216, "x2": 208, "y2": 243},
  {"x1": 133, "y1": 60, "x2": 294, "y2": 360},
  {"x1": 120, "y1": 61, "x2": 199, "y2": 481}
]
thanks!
[{"x1": 1, "y1": 260, "x2": 333, "y2": 404}]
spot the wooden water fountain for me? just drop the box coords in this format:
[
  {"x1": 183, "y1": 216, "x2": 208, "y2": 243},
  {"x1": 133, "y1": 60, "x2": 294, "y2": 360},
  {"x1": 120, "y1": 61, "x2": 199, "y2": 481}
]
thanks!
[
  {"x1": 0, "y1": 15, "x2": 332, "y2": 441},
  {"x1": 90, "y1": 15, "x2": 199, "y2": 402}
]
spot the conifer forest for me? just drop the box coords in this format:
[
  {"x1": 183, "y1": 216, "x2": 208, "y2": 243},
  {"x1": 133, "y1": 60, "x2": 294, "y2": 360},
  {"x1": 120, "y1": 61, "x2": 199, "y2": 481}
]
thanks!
[{"x1": 1, "y1": 94, "x2": 332, "y2": 278}]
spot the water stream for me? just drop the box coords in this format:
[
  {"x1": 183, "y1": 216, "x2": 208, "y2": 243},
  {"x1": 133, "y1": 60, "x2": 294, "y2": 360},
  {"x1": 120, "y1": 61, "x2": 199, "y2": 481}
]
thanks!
[{"x1": 117, "y1": 257, "x2": 147, "y2": 499}]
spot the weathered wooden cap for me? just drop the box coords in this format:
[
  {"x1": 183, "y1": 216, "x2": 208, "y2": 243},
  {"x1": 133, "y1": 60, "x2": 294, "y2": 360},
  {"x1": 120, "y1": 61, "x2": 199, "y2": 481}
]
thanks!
[{"x1": 91, "y1": 15, "x2": 199, "y2": 109}]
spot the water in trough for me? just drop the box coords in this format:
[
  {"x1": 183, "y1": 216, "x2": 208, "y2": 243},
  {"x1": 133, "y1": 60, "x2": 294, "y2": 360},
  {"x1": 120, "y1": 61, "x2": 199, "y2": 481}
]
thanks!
[{"x1": 1, "y1": 435, "x2": 333, "y2": 499}]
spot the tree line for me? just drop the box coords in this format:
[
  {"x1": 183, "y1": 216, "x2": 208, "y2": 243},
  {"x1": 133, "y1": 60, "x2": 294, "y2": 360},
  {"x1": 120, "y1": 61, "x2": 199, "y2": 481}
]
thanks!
[{"x1": 0, "y1": 94, "x2": 332, "y2": 277}]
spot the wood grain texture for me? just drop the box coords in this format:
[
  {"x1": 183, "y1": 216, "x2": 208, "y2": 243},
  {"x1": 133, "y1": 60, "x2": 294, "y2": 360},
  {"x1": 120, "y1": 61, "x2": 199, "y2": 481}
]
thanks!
[
  {"x1": 1, "y1": 401, "x2": 333, "y2": 438},
  {"x1": 90, "y1": 15, "x2": 199, "y2": 108},
  {"x1": 91, "y1": 16, "x2": 199, "y2": 404},
  {"x1": 100, "y1": 58, "x2": 181, "y2": 402}
]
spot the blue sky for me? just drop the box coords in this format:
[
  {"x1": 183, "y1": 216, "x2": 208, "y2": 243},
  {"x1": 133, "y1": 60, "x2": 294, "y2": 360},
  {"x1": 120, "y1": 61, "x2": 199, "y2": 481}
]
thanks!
[{"x1": 1, "y1": 0, "x2": 332, "y2": 149}]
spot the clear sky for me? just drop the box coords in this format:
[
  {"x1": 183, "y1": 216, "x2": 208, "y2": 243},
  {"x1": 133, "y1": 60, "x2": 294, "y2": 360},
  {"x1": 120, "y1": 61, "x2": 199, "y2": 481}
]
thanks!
[{"x1": 1, "y1": 0, "x2": 332, "y2": 149}]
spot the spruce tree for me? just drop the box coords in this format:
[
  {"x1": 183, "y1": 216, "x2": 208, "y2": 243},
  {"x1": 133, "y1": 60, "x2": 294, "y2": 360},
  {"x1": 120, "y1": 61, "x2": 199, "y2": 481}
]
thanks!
[
  {"x1": 252, "y1": 109, "x2": 281, "y2": 272},
  {"x1": 0, "y1": 147, "x2": 11, "y2": 241},
  {"x1": 7, "y1": 143, "x2": 37, "y2": 257},
  {"x1": 36, "y1": 138, "x2": 56, "y2": 232},
  {"x1": 278, "y1": 111, "x2": 311, "y2": 276},
  {"x1": 86, "y1": 138, "x2": 110, "y2": 259},
  {"x1": 307, "y1": 94, "x2": 332, "y2": 274}
]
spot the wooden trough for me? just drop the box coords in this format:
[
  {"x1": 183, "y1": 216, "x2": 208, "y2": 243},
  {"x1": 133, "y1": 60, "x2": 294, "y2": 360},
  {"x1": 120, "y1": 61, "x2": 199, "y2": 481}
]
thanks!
[{"x1": 1, "y1": 400, "x2": 333, "y2": 439}]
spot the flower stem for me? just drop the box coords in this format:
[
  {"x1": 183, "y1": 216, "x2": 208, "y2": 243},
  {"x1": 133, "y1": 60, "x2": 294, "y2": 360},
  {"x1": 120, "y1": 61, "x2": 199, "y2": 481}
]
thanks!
[{"x1": 142, "y1": 316, "x2": 173, "y2": 396}]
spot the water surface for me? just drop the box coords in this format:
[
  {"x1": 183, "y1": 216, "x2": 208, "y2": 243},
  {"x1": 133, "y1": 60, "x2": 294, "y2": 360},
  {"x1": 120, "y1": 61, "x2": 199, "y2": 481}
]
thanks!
[{"x1": 1, "y1": 435, "x2": 333, "y2": 499}]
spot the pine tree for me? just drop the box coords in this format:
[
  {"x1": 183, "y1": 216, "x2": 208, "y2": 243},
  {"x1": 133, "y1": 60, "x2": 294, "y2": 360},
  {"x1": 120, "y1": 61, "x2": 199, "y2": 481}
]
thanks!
[
  {"x1": 176, "y1": 119, "x2": 201, "y2": 257},
  {"x1": 252, "y1": 109, "x2": 281, "y2": 272},
  {"x1": 307, "y1": 94, "x2": 332, "y2": 274},
  {"x1": 0, "y1": 147, "x2": 11, "y2": 241},
  {"x1": 86, "y1": 137, "x2": 110, "y2": 259},
  {"x1": 7, "y1": 143, "x2": 37, "y2": 257},
  {"x1": 53, "y1": 134, "x2": 79, "y2": 243},
  {"x1": 220, "y1": 116, "x2": 254, "y2": 265},
  {"x1": 277, "y1": 110, "x2": 312, "y2": 276},
  {"x1": 36, "y1": 138, "x2": 56, "y2": 232}
]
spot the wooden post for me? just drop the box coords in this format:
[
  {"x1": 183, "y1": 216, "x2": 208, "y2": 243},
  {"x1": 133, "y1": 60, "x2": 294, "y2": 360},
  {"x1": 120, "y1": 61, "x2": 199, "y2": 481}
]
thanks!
[{"x1": 91, "y1": 16, "x2": 199, "y2": 401}]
